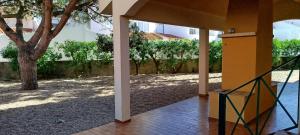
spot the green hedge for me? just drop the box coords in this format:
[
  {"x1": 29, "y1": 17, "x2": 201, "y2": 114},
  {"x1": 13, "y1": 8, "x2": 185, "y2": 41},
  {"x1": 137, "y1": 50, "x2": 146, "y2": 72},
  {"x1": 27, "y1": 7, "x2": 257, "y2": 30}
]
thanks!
[
  {"x1": 0, "y1": 40, "x2": 113, "y2": 78},
  {"x1": 209, "y1": 41, "x2": 222, "y2": 72},
  {"x1": 58, "y1": 40, "x2": 113, "y2": 76},
  {"x1": 146, "y1": 39, "x2": 198, "y2": 73},
  {"x1": 273, "y1": 39, "x2": 300, "y2": 68},
  {"x1": 1, "y1": 38, "x2": 300, "y2": 78}
]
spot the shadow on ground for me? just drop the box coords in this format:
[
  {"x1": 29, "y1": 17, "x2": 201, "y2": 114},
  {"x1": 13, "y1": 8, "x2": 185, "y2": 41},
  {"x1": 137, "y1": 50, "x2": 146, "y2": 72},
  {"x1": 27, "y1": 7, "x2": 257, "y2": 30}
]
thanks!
[{"x1": 0, "y1": 74, "x2": 222, "y2": 135}]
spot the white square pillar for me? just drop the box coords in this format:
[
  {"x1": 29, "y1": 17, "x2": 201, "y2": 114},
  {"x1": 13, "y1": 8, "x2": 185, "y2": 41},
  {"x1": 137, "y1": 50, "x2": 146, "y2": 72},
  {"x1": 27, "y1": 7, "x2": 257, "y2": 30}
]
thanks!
[
  {"x1": 199, "y1": 29, "x2": 209, "y2": 95},
  {"x1": 113, "y1": 3, "x2": 131, "y2": 122}
]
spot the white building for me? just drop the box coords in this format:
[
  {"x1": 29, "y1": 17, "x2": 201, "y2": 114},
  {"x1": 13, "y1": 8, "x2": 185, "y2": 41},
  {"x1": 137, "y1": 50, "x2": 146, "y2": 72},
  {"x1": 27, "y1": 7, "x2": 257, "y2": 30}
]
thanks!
[{"x1": 132, "y1": 20, "x2": 222, "y2": 41}]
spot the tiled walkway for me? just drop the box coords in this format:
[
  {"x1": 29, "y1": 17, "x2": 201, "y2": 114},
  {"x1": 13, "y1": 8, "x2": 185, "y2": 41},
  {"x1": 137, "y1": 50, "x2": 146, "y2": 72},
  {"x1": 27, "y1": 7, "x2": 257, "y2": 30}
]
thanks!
[{"x1": 74, "y1": 85, "x2": 299, "y2": 135}]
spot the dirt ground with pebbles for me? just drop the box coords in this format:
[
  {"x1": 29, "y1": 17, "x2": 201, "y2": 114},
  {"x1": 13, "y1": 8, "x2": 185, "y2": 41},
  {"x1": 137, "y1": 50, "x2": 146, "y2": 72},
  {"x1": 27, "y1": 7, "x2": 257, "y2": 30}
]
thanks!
[{"x1": 0, "y1": 71, "x2": 298, "y2": 135}]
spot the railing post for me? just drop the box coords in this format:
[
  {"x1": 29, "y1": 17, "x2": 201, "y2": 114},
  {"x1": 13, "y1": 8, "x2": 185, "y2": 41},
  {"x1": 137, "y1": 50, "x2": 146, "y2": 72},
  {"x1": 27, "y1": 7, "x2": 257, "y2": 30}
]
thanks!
[
  {"x1": 219, "y1": 92, "x2": 227, "y2": 135},
  {"x1": 256, "y1": 79, "x2": 261, "y2": 135}
]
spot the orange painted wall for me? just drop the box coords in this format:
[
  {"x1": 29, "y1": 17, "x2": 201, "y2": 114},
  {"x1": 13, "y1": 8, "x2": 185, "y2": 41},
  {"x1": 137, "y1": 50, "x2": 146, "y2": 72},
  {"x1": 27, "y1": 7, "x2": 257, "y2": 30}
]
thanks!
[
  {"x1": 222, "y1": 36, "x2": 257, "y2": 92},
  {"x1": 209, "y1": 0, "x2": 276, "y2": 124}
]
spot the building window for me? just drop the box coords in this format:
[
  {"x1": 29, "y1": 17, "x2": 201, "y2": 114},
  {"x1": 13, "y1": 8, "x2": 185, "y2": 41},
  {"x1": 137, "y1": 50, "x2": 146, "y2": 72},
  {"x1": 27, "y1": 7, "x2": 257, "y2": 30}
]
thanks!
[{"x1": 189, "y1": 28, "x2": 197, "y2": 35}]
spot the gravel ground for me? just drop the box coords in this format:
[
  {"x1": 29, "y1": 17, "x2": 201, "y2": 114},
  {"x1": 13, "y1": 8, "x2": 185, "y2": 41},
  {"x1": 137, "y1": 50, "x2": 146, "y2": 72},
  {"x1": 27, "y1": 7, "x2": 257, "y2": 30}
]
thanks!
[{"x1": 0, "y1": 71, "x2": 298, "y2": 135}]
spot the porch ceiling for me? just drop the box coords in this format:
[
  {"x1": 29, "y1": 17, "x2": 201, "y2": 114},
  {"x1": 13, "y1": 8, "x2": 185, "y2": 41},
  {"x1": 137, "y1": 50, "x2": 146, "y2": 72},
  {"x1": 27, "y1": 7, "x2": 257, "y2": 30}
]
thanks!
[
  {"x1": 99, "y1": 0, "x2": 300, "y2": 29},
  {"x1": 151, "y1": 0, "x2": 228, "y2": 17},
  {"x1": 131, "y1": 0, "x2": 226, "y2": 30},
  {"x1": 274, "y1": 0, "x2": 300, "y2": 22}
]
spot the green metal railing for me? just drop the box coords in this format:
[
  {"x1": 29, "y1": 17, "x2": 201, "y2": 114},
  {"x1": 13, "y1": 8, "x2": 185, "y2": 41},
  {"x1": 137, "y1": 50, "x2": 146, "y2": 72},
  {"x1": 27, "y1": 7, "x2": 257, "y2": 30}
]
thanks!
[{"x1": 218, "y1": 55, "x2": 300, "y2": 135}]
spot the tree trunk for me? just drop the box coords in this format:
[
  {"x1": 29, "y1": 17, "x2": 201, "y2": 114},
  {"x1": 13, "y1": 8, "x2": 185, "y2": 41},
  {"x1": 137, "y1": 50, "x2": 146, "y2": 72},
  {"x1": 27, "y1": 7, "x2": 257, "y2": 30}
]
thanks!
[
  {"x1": 175, "y1": 61, "x2": 184, "y2": 74},
  {"x1": 151, "y1": 57, "x2": 160, "y2": 74},
  {"x1": 135, "y1": 62, "x2": 139, "y2": 75},
  {"x1": 154, "y1": 63, "x2": 160, "y2": 74},
  {"x1": 18, "y1": 47, "x2": 38, "y2": 90}
]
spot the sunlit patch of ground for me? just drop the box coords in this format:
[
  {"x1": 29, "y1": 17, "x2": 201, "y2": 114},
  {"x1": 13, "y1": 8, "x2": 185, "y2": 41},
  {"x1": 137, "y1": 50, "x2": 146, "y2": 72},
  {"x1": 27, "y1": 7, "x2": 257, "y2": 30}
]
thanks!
[
  {"x1": 0, "y1": 71, "x2": 296, "y2": 111},
  {"x1": 0, "y1": 73, "x2": 222, "y2": 111},
  {"x1": 272, "y1": 70, "x2": 299, "y2": 83}
]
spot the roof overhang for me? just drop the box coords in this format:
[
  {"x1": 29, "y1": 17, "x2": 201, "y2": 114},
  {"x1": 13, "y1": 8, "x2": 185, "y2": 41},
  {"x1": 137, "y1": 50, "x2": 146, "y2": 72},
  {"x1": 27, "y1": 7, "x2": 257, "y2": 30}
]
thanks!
[
  {"x1": 98, "y1": 0, "x2": 112, "y2": 15},
  {"x1": 274, "y1": 0, "x2": 300, "y2": 22},
  {"x1": 98, "y1": 0, "x2": 300, "y2": 30}
]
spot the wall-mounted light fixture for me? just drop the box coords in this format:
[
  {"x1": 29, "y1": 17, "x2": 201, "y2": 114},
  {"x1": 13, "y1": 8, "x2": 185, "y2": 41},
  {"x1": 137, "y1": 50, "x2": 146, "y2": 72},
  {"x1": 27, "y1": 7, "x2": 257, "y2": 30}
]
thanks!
[{"x1": 228, "y1": 28, "x2": 235, "y2": 34}]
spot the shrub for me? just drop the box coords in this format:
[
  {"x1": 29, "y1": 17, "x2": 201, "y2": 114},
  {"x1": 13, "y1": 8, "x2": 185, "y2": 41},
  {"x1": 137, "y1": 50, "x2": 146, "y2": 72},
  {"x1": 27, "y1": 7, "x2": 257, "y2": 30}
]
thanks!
[
  {"x1": 162, "y1": 39, "x2": 198, "y2": 73},
  {"x1": 59, "y1": 41, "x2": 98, "y2": 62},
  {"x1": 272, "y1": 39, "x2": 300, "y2": 68},
  {"x1": 37, "y1": 48, "x2": 62, "y2": 77},
  {"x1": 59, "y1": 41, "x2": 98, "y2": 74},
  {"x1": 1, "y1": 42, "x2": 19, "y2": 72},
  {"x1": 272, "y1": 39, "x2": 282, "y2": 67},
  {"x1": 3, "y1": 38, "x2": 300, "y2": 78},
  {"x1": 59, "y1": 40, "x2": 113, "y2": 75},
  {"x1": 209, "y1": 41, "x2": 222, "y2": 72},
  {"x1": 146, "y1": 40, "x2": 165, "y2": 74},
  {"x1": 129, "y1": 22, "x2": 149, "y2": 75},
  {"x1": 281, "y1": 39, "x2": 300, "y2": 57},
  {"x1": 97, "y1": 34, "x2": 113, "y2": 53},
  {"x1": 96, "y1": 34, "x2": 115, "y2": 64}
]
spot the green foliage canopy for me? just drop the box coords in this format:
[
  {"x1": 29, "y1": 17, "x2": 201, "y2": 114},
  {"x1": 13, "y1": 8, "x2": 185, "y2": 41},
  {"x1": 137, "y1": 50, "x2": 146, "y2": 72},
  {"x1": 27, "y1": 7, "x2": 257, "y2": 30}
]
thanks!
[
  {"x1": 0, "y1": 0, "x2": 109, "y2": 23},
  {"x1": 162, "y1": 39, "x2": 198, "y2": 73}
]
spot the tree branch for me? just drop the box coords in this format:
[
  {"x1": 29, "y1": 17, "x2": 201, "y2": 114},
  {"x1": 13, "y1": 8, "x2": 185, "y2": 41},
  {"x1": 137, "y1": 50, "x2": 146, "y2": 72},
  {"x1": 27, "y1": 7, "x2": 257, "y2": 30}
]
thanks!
[
  {"x1": 32, "y1": 0, "x2": 53, "y2": 60},
  {"x1": 0, "y1": 13, "x2": 24, "y2": 45},
  {"x1": 53, "y1": 1, "x2": 93, "y2": 16},
  {"x1": 16, "y1": 17, "x2": 24, "y2": 41},
  {"x1": 50, "y1": 0, "x2": 78, "y2": 38},
  {"x1": 16, "y1": 1, "x2": 25, "y2": 41},
  {"x1": 27, "y1": 18, "x2": 45, "y2": 45}
]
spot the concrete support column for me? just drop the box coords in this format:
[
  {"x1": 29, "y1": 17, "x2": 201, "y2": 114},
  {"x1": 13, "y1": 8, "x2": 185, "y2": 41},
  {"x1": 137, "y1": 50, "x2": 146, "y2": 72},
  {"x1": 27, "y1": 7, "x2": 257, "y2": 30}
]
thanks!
[
  {"x1": 113, "y1": 2, "x2": 131, "y2": 122},
  {"x1": 199, "y1": 29, "x2": 209, "y2": 95}
]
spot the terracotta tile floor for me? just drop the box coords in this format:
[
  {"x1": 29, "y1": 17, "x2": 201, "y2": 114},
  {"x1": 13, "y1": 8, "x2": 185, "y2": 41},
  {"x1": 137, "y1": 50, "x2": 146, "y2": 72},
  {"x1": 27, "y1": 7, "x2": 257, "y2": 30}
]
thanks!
[{"x1": 74, "y1": 87, "x2": 299, "y2": 135}]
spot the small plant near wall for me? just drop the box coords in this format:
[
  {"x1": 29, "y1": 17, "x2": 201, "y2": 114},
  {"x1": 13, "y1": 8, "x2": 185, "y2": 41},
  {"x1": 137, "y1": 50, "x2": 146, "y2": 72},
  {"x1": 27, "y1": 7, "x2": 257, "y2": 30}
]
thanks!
[{"x1": 1, "y1": 42, "x2": 19, "y2": 72}]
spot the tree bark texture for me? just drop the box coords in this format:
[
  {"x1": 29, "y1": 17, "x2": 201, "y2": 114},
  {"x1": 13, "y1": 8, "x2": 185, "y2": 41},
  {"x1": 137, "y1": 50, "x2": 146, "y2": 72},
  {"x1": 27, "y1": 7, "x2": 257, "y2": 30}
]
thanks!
[{"x1": 18, "y1": 47, "x2": 38, "y2": 90}]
